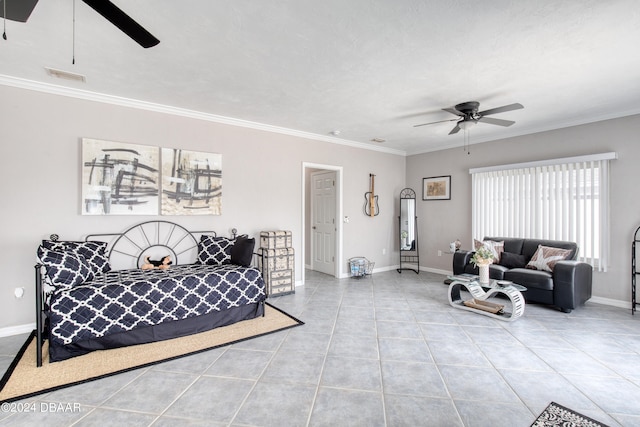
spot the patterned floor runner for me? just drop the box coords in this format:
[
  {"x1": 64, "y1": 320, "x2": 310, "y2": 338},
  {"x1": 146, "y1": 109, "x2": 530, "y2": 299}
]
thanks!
[{"x1": 531, "y1": 401, "x2": 610, "y2": 427}]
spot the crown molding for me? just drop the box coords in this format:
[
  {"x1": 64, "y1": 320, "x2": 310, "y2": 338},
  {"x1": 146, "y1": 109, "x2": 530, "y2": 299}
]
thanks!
[{"x1": 0, "y1": 74, "x2": 407, "y2": 157}]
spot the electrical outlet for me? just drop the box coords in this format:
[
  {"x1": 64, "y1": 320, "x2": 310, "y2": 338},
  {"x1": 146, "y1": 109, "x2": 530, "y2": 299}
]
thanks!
[
  {"x1": 14, "y1": 287, "x2": 25, "y2": 298},
  {"x1": 382, "y1": 248, "x2": 386, "y2": 255},
  {"x1": 438, "y1": 250, "x2": 442, "y2": 257}
]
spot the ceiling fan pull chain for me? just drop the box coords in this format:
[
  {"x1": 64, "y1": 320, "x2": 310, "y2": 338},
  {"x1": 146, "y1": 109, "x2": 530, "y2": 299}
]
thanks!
[
  {"x1": 2, "y1": 0, "x2": 7, "y2": 40},
  {"x1": 464, "y1": 129, "x2": 470, "y2": 155},
  {"x1": 72, "y1": 0, "x2": 76, "y2": 64}
]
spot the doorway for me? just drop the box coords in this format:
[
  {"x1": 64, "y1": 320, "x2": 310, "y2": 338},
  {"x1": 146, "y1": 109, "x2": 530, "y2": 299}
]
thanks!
[
  {"x1": 311, "y1": 170, "x2": 337, "y2": 275},
  {"x1": 302, "y1": 163, "x2": 343, "y2": 285}
]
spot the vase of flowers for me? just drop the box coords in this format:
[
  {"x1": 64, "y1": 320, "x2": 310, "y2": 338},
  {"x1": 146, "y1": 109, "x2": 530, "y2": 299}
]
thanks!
[{"x1": 471, "y1": 246, "x2": 494, "y2": 284}]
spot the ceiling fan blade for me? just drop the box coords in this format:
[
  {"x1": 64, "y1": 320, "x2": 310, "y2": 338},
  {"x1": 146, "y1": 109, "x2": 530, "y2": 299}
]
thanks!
[
  {"x1": 82, "y1": 0, "x2": 160, "y2": 48},
  {"x1": 0, "y1": 0, "x2": 39, "y2": 22},
  {"x1": 413, "y1": 118, "x2": 458, "y2": 128},
  {"x1": 478, "y1": 103, "x2": 523, "y2": 116},
  {"x1": 478, "y1": 116, "x2": 515, "y2": 127},
  {"x1": 448, "y1": 123, "x2": 461, "y2": 135},
  {"x1": 442, "y1": 107, "x2": 464, "y2": 117}
]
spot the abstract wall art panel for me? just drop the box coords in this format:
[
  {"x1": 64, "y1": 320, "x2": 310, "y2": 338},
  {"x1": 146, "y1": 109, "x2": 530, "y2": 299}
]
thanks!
[
  {"x1": 82, "y1": 138, "x2": 160, "y2": 215},
  {"x1": 161, "y1": 148, "x2": 222, "y2": 215}
]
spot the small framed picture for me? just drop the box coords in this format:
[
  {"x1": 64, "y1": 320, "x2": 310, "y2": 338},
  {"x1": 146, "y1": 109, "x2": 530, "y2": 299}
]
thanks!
[{"x1": 423, "y1": 175, "x2": 451, "y2": 200}]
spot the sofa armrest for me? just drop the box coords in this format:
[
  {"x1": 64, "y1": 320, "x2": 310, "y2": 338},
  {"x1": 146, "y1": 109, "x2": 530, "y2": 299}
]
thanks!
[
  {"x1": 553, "y1": 260, "x2": 593, "y2": 312},
  {"x1": 453, "y1": 250, "x2": 473, "y2": 275}
]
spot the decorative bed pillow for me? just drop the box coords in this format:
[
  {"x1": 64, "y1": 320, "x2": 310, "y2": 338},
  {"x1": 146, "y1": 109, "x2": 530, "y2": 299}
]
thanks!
[
  {"x1": 526, "y1": 245, "x2": 572, "y2": 272},
  {"x1": 231, "y1": 236, "x2": 256, "y2": 267},
  {"x1": 42, "y1": 240, "x2": 111, "y2": 274},
  {"x1": 474, "y1": 239, "x2": 504, "y2": 263},
  {"x1": 498, "y1": 252, "x2": 527, "y2": 269},
  {"x1": 37, "y1": 246, "x2": 93, "y2": 289},
  {"x1": 197, "y1": 235, "x2": 234, "y2": 265}
]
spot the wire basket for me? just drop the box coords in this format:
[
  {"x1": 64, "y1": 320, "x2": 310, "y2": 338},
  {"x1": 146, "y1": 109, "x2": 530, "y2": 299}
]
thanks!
[{"x1": 348, "y1": 257, "x2": 374, "y2": 278}]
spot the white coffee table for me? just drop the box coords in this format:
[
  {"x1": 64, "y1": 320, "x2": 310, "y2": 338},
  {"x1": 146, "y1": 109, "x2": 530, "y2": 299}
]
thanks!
[{"x1": 447, "y1": 277, "x2": 526, "y2": 321}]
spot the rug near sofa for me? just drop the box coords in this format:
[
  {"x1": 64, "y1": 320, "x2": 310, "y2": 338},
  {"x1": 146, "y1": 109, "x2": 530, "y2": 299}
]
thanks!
[
  {"x1": 0, "y1": 303, "x2": 303, "y2": 403},
  {"x1": 531, "y1": 401, "x2": 609, "y2": 427}
]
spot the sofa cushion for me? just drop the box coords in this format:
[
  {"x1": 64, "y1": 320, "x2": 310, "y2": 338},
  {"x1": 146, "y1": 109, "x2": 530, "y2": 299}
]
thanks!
[
  {"x1": 498, "y1": 252, "x2": 527, "y2": 269},
  {"x1": 484, "y1": 237, "x2": 524, "y2": 256},
  {"x1": 526, "y1": 245, "x2": 573, "y2": 272},
  {"x1": 522, "y1": 239, "x2": 577, "y2": 261},
  {"x1": 489, "y1": 264, "x2": 509, "y2": 280},
  {"x1": 504, "y1": 268, "x2": 554, "y2": 291}
]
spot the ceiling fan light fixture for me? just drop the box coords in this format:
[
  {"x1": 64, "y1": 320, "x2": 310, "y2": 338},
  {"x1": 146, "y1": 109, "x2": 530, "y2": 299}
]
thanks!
[{"x1": 458, "y1": 120, "x2": 476, "y2": 131}]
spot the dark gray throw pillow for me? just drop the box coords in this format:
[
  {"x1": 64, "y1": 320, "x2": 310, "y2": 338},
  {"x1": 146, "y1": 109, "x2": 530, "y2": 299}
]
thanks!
[
  {"x1": 498, "y1": 252, "x2": 527, "y2": 269},
  {"x1": 231, "y1": 236, "x2": 255, "y2": 267}
]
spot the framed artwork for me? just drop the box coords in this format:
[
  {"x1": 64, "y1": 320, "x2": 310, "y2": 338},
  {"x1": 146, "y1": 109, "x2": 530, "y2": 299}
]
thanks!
[
  {"x1": 161, "y1": 148, "x2": 222, "y2": 215},
  {"x1": 423, "y1": 175, "x2": 451, "y2": 200},
  {"x1": 82, "y1": 138, "x2": 159, "y2": 215}
]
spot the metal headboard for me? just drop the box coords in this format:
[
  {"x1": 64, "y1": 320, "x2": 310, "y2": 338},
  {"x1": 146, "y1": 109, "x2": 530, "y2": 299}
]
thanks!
[{"x1": 86, "y1": 220, "x2": 217, "y2": 270}]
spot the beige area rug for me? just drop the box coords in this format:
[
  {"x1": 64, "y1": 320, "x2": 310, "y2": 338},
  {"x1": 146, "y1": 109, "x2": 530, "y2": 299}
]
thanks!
[{"x1": 0, "y1": 303, "x2": 303, "y2": 403}]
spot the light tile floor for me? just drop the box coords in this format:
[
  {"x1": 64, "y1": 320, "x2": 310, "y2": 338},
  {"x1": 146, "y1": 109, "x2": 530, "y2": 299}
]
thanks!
[{"x1": 1, "y1": 270, "x2": 640, "y2": 426}]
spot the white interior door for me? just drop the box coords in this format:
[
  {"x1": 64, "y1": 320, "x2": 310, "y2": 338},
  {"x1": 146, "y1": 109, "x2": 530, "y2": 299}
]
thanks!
[{"x1": 311, "y1": 171, "x2": 336, "y2": 276}]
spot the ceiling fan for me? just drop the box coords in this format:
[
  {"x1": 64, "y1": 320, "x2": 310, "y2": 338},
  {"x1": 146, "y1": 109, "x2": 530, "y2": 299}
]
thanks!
[
  {"x1": 1, "y1": 0, "x2": 159, "y2": 48},
  {"x1": 414, "y1": 101, "x2": 524, "y2": 135}
]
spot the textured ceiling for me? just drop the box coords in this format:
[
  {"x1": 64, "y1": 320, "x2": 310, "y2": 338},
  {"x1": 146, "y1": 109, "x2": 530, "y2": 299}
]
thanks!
[{"x1": 1, "y1": 0, "x2": 639, "y2": 155}]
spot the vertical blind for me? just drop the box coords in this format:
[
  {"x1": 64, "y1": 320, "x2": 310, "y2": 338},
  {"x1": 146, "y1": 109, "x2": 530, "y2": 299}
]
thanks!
[{"x1": 470, "y1": 153, "x2": 616, "y2": 272}]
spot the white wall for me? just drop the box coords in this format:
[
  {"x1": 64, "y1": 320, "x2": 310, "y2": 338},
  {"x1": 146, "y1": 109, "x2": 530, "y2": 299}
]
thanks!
[
  {"x1": 407, "y1": 114, "x2": 640, "y2": 306},
  {"x1": 0, "y1": 85, "x2": 405, "y2": 329}
]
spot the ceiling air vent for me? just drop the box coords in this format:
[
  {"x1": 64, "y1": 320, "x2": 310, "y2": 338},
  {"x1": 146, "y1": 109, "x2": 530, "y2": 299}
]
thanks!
[{"x1": 44, "y1": 67, "x2": 86, "y2": 83}]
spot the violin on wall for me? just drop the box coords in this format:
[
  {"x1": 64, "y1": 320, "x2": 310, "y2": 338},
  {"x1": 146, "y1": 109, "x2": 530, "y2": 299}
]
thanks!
[{"x1": 363, "y1": 173, "x2": 379, "y2": 217}]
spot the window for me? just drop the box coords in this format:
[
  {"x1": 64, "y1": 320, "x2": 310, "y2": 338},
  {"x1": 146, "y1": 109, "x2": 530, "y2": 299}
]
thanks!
[{"x1": 470, "y1": 153, "x2": 616, "y2": 272}]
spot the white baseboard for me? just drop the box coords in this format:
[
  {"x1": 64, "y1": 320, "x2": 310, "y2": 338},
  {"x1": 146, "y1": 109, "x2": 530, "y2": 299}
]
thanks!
[
  {"x1": 588, "y1": 296, "x2": 631, "y2": 310},
  {"x1": 337, "y1": 265, "x2": 449, "y2": 279},
  {"x1": 0, "y1": 323, "x2": 36, "y2": 338},
  {"x1": 337, "y1": 264, "x2": 396, "y2": 279},
  {"x1": 373, "y1": 265, "x2": 399, "y2": 274},
  {"x1": 420, "y1": 266, "x2": 453, "y2": 276}
]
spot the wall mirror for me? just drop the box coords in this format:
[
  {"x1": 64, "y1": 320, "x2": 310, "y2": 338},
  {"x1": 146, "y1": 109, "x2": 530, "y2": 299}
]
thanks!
[{"x1": 398, "y1": 188, "x2": 419, "y2": 274}]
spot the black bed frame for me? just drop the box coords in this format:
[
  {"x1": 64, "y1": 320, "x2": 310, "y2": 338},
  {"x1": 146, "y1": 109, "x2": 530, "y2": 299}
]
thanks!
[{"x1": 34, "y1": 220, "x2": 261, "y2": 367}]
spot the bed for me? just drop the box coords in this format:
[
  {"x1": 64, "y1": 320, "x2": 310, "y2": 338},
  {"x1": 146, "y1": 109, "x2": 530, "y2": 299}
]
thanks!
[{"x1": 35, "y1": 221, "x2": 266, "y2": 366}]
